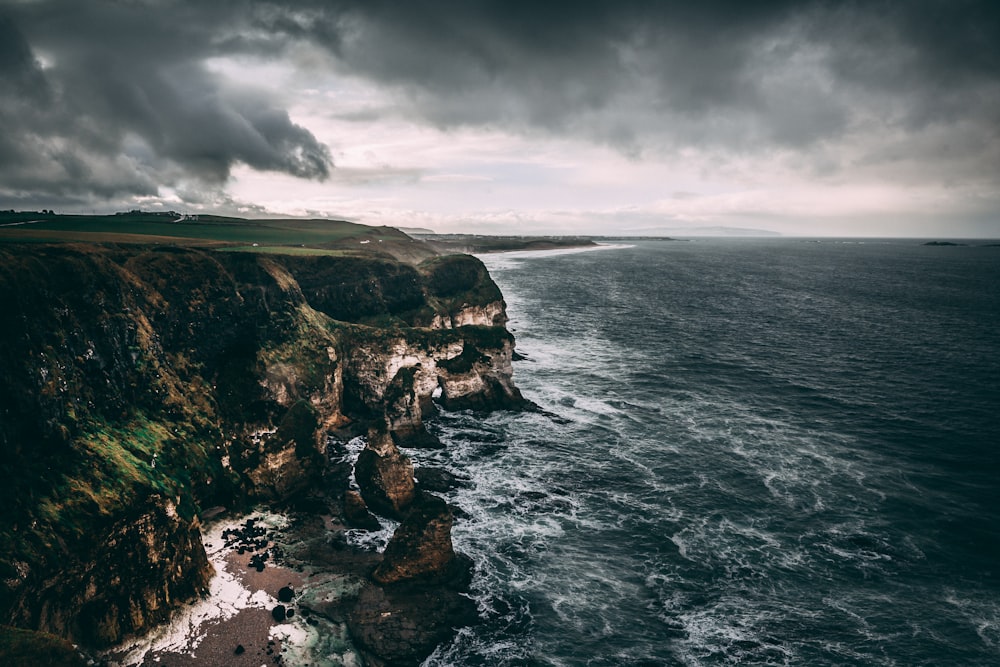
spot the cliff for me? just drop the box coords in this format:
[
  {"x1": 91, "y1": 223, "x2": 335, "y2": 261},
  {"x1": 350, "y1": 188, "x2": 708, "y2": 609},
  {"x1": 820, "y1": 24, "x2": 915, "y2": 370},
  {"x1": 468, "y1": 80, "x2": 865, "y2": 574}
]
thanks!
[{"x1": 0, "y1": 244, "x2": 522, "y2": 654}]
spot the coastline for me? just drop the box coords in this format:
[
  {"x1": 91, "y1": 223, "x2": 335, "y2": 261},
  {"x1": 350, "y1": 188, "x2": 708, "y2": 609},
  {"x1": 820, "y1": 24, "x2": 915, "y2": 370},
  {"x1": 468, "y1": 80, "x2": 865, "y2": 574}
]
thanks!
[
  {"x1": 0, "y1": 243, "x2": 522, "y2": 666},
  {"x1": 105, "y1": 510, "x2": 373, "y2": 666},
  {"x1": 474, "y1": 242, "x2": 635, "y2": 259}
]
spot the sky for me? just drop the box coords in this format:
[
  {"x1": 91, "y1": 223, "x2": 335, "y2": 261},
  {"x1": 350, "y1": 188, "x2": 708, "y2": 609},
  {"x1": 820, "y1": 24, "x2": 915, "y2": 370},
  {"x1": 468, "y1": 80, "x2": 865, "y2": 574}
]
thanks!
[{"x1": 2, "y1": 1, "x2": 999, "y2": 237}]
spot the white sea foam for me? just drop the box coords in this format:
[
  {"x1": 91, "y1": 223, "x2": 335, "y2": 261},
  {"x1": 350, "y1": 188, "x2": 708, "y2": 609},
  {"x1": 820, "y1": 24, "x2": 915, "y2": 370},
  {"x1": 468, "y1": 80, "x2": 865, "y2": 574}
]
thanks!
[
  {"x1": 477, "y1": 243, "x2": 634, "y2": 265},
  {"x1": 944, "y1": 590, "x2": 1000, "y2": 650},
  {"x1": 344, "y1": 516, "x2": 398, "y2": 551}
]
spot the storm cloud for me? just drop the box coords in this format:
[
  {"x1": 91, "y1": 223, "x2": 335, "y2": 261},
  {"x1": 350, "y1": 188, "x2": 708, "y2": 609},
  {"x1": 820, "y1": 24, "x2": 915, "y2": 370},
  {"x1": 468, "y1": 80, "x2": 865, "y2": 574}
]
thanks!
[
  {"x1": 2, "y1": 1, "x2": 999, "y2": 223},
  {"x1": 1, "y1": 1, "x2": 332, "y2": 206},
  {"x1": 289, "y1": 1, "x2": 1000, "y2": 172}
]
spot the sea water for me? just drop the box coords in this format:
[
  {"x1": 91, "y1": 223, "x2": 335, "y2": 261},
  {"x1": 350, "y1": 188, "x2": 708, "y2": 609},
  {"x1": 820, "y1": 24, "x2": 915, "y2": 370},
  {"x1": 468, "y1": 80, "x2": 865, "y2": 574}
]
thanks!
[{"x1": 409, "y1": 239, "x2": 999, "y2": 666}]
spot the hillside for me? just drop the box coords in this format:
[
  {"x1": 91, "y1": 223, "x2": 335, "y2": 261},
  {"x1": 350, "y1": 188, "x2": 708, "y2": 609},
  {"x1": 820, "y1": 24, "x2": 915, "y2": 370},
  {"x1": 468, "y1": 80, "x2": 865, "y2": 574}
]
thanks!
[{"x1": 0, "y1": 210, "x2": 437, "y2": 264}]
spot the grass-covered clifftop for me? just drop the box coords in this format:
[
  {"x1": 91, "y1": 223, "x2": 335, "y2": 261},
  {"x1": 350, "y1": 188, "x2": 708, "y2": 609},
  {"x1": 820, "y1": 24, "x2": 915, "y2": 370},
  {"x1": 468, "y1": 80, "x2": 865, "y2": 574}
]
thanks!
[
  {"x1": 0, "y1": 240, "x2": 514, "y2": 647},
  {"x1": 0, "y1": 210, "x2": 439, "y2": 264}
]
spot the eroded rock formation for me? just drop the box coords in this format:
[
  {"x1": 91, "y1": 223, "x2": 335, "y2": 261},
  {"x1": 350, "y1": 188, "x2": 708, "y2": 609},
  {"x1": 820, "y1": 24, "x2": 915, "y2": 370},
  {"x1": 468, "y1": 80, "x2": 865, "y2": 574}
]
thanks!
[
  {"x1": 347, "y1": 494, "x2": 477, "y2": 666},
  {"x1": 0, "y1": 243, "x2": 522, "y2": 653},
  {"x1": 354, "y1": 429, "x2": 416, "y2": 519},
  {"x1": 372, "y1": 494, "x2": 461, "y2": 585},
  {"x1": 347, "y1": 582, "x2": 478, "y2": 667},
  {"x1": 6, "y1": 496, "x2": 211, "y2": 648},
  {"x1": 342, "y1": 490, "x2": 382, "y2": 531}
]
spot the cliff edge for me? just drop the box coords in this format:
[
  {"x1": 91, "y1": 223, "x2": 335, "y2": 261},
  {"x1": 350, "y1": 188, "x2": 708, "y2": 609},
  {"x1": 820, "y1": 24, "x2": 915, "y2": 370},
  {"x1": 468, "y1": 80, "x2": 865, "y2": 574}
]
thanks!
[{"x1": 0, "y1": 244, "x2": 522, "y2": 660}]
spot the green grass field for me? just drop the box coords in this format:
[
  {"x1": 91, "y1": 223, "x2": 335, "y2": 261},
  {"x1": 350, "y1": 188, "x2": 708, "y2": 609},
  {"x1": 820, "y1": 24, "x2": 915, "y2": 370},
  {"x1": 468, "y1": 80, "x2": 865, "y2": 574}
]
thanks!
[
  {"x1": 215, "y1": 245, "x2": 358, "y2": 256},
  {"x1": 0, "y1": 211, "x2": 406, "y2": 247}
]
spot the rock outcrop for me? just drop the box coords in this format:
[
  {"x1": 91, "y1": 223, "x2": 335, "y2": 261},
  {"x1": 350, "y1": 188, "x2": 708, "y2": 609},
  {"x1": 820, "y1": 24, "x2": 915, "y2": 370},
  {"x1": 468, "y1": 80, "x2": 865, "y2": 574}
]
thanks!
[
  {"x1": 342, "y1": 490, "x2": 382, "y2": 531},
  {"x1": 0, "y1": 243, "x2": 523, "y2": 650},
  {"x1": 354, "y1": 430, "x2": 416, "y2": 520},
  {"x1": 347, "y1": 582, "x2": 478, "y2": 667},
  {"x1": 372, "y1": 494, "x2": 461, "y2": 585},
  {"x1": 414, "y1": 467, "x2": 470, "y2": 493},
  {"x1": 5, "y1": 496, "x2": 211, "y2": 648},
  {"x1": 347, "y1": 493, "x2": 477, "y2": 666}
]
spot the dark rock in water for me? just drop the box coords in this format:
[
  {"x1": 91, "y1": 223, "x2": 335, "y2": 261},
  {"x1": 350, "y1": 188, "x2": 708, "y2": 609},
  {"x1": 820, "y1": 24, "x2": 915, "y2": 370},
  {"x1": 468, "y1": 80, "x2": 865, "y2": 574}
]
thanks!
[
  {"x1": 354, "y1": 430, "x2": 416, "y2": 519},
  {"x1": 347, "y1": 582, "x2": 479, "y2": 667},
  {"x1": 271, "y1": 605, "x2": 287, "y2": 622},
  {"x1": 414, "y1": 467, "x2": 471, "y2": 493},
  {"x1": 922, "y1": 240, "x2": 966, "y2": 246},
  {"x1": 391, "y1": 426, "x2": 444, "y2": 449},
  {"x1": 373, "y1": 494, "x2": 460, "y2": 585},
  {"x1": 277, "y1": 586, "x2": 295, "y2": 603},
  {"x1": 343, "y1": 490, "x2": 382, "y2": 531},
  {"x1": 234, "y1": 644, "x2": 245, "y2": 655},
  {"x1": 511, "y1": 349, "x2": 527, "y2": 361}
]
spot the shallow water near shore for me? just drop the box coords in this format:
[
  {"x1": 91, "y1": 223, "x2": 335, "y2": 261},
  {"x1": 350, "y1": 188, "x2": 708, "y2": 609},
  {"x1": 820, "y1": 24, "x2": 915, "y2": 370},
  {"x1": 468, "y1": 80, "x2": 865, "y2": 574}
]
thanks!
[{"x1": 407, "y1": 239, "x2": 1000, "y2": 665}]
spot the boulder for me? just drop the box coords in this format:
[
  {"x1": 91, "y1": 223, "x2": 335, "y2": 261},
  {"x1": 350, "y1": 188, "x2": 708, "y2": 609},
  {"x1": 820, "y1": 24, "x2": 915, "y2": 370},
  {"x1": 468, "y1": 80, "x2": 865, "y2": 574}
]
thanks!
[
  {"x1": 347, "y1": 581, "x2": 478, "y2": 667},
  {"x1": 414, "y1": 467, "x2": 471, "y2": 493},
  {"x1": 354, "y1": 431, "x2": 415, "y2": 519},
  {"x1": 343, "y1": 490, "x2": 382, "y2": 531},
  {"x1": 373, "y1": 494, "x2": 460, "y2": 586},
  {"x1": 390, "y1": 425, "x2": 443, "y2": 449}
]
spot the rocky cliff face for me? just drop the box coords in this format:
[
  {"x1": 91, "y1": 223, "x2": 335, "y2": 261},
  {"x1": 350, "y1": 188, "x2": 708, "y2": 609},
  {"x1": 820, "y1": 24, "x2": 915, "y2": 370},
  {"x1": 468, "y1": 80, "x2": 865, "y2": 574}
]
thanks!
[
  {"x1": 354, "y1": 429, "x2": 416, "y2": 519},
  {"x1": 343, "y1": 325, "x2": 524, "y2": 445},
  {"x1": 7, "y1": 496, "x2": 212, "y2": 647},
  {"x1": 0, "y1": 243, "x2": 520, "y2": 649},
  {"x1": 430, "y1": 300, "x2": 507, "y2": 329}
]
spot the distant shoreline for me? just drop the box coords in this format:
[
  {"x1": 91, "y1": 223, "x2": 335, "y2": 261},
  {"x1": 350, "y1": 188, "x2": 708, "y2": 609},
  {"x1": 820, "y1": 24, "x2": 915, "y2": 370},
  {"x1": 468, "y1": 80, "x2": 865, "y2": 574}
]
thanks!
[{"x1": 477, "y1": 242, "x2": 636, "y2": 259}]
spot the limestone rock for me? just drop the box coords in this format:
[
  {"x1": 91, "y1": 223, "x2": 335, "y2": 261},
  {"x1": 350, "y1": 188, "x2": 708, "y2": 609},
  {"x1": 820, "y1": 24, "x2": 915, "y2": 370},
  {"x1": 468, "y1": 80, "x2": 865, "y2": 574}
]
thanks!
[
  {"x1": 354, "y1": 431, "x2": 415, "y2": 519},
  {"x1": 343, "y1": 490, "x2": 382, "y2": 531},
  {"x1": 436, "y1": 341, "x2": 527, "y2": 411},
  {"x1": 347, "y1": 581, "x2": 478, "y2": 667},
  {"x1": 382, "y1": 366, "x2": 442, "y2": 448},
  {"x1": 414, "y1": 467, "x2": 471, "y2": 493},
  {"x1": 373, "y1": 494, "x2": 458, "y2": 586}
]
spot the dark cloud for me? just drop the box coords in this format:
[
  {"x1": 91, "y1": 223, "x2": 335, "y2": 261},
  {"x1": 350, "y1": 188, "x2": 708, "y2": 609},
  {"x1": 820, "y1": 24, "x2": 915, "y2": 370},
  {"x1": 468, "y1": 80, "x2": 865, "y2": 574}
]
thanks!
[
  {"x1": 0, "y1": 1, "x2": 331, "y2": 207},
  {"x1": 265, "y1": 0, "x2": 1000, "y2": 174},
  {"x1": 2, "y1": 1, "x2": 999, "y2": 209}
]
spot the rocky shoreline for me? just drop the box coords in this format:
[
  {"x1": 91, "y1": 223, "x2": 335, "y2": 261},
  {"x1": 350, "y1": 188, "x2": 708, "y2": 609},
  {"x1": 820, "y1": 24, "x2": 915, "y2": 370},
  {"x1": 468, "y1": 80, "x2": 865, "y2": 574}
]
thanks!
[
  {"x1": 103, "y1": 431, "x2": 487, "y2": 666},
  {"x1": 0, "y1": 244, "x2": 526, "y2": 666}
]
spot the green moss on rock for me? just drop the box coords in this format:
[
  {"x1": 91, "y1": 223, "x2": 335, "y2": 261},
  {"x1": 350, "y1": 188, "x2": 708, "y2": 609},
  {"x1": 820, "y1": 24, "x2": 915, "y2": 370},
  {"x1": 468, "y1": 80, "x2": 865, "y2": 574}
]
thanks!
[{"x1": 0, "y1": 626, "x2": 86, "y2": 667}]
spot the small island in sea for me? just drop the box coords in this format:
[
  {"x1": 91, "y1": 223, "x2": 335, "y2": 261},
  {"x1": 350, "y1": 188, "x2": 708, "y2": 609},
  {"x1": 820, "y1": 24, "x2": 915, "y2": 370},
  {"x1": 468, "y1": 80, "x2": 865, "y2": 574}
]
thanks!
[{"x1": 0, "y1": 210, "x2": 538, "y2": 666}]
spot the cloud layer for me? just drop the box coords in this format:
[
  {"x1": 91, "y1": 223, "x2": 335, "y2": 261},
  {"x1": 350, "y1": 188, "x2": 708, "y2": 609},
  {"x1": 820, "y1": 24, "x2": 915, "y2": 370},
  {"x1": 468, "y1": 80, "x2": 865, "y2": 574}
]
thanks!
[
  {"x1": 1, "y1": 2, "x2": 332, "y2": 207},
  {"x1": 2, "y1": 1, "x2": 999, "y2": 233}
]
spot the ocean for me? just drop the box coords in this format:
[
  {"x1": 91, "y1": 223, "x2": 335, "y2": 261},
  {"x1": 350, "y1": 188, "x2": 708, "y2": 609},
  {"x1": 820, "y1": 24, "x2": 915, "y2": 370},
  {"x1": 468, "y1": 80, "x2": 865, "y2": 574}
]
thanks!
[{"x1": 405, "y1": 239, "x2": 1000, "y2": 666}]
